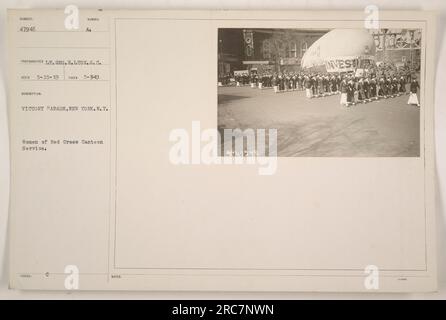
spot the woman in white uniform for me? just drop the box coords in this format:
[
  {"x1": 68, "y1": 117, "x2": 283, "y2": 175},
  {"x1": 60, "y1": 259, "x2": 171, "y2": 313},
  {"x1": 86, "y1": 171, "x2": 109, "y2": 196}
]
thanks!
[{"x1": 407, "y1": 78, "x2": 420, "y2": 107}]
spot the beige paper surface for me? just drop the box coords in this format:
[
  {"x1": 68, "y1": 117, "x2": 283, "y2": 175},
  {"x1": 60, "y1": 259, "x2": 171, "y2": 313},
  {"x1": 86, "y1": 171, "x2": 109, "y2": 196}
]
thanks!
[{"x1": 7, "y1": 9, "x2": 437, "y2": 292}]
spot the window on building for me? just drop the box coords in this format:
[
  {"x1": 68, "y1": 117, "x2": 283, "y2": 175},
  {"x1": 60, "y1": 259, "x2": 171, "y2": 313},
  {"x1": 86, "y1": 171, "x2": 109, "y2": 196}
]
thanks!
[
  {"x1": 301, "y1": 41, "x2": 308, "y2": 56},
  {"x1": 289, "y1": 41, "x2": 297, "y2": 58},
  {"x1": 275, "y1": 41, "x2": 284, "y2": 58},
  {"x1": 263, "y1": 40, "x2": 271, "y2": 59}
]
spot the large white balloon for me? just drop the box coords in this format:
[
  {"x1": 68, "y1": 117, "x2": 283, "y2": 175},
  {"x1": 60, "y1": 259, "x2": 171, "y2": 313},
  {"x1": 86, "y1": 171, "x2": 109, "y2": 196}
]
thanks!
[{"x1": 301, "y1": 29, "x2": 376, "y2": 71}]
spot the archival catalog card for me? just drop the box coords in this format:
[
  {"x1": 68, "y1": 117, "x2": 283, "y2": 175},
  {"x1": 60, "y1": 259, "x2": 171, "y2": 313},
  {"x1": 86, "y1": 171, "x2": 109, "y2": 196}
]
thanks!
[{"x1": 7, "y1": 9, "x2": 437, "y2": 292}]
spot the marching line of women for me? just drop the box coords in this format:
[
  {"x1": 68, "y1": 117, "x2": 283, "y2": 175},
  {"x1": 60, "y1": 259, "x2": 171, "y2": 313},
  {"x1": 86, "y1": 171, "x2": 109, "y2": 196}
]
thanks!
[{"x1": 232, "y1": 72, "x2": 420, "y2": 107}]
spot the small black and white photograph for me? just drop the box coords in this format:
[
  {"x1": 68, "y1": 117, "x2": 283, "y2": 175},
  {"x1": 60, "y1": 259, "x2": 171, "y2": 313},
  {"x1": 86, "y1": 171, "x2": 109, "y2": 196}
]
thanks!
[{"x1": 218, "y1": 28, "x2": 422, "y2": 157}]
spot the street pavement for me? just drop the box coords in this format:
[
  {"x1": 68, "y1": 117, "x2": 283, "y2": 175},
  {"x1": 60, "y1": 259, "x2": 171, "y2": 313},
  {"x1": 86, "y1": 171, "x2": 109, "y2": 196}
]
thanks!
[{"x1": 218, "y1": 85, "x2": 420, "y2": 157}]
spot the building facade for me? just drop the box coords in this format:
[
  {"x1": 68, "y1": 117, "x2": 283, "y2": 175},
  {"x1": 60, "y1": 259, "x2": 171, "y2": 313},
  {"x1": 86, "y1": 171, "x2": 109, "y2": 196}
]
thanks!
[
  {"x1": 370, "y1": 29, "x2": 422, "y2": 71},
  {"x1": 218, "y1": 28, "x2": 328, "y2": 77},
  {"x1": 218, "y1": 28, "x2": 421, "y2": 79}
]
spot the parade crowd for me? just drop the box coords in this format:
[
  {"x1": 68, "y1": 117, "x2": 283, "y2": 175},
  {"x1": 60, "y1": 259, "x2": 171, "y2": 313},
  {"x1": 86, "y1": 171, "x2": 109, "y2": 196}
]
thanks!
[{"x1": 230, "y1": 70, "x2": 420, "y2": 107}]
